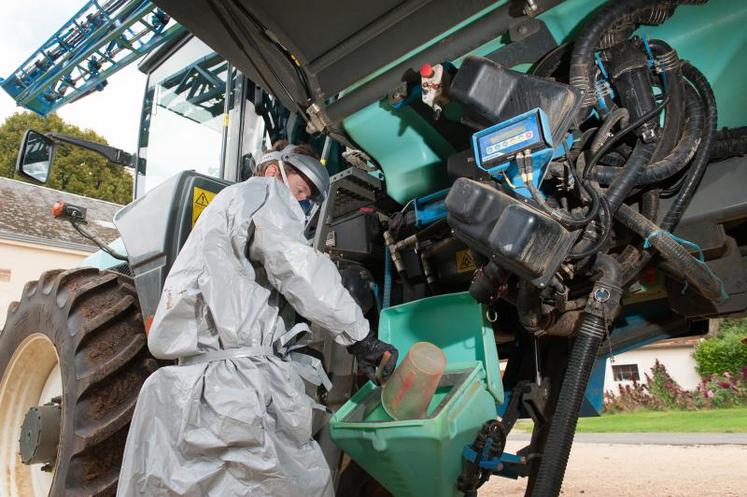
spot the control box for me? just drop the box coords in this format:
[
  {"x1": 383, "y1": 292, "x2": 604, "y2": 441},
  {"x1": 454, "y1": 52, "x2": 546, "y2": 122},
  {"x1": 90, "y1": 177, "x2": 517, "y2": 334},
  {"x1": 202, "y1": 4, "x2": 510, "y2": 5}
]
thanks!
[{"x1": 471, "y1": 108, "x2": 557, "y2": 198}]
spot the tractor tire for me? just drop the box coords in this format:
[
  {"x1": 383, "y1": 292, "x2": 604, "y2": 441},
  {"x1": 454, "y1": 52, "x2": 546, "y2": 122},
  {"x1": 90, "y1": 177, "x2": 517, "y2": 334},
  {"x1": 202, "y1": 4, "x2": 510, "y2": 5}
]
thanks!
[{"x1": 0, "y1": 268, "x2": 159, "y2": 497}]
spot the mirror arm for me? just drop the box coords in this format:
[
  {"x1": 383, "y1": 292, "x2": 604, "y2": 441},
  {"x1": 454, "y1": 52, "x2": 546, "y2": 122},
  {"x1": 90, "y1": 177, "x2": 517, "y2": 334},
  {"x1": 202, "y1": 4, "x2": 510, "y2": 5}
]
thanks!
[{"x1": 47, "y1": 132, "x2": 135, "y2": 168}]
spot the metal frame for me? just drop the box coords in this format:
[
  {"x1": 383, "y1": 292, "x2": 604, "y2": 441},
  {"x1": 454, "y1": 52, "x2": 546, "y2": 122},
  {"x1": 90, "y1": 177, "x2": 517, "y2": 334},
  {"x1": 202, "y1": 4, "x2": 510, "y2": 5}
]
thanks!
[{"x1": 1, "y1": 0, "x2": 186, "y2": 116}]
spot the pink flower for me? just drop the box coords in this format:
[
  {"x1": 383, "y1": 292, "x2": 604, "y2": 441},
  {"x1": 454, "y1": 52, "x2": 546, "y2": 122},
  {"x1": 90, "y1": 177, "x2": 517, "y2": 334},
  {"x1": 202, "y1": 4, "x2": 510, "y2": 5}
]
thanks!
[
  {"x1": 706, "y1": 390, "x2": 714, "y2": 398},
  {"x1": 718, "y1": 381, "x2": 731, "y2": 389}
]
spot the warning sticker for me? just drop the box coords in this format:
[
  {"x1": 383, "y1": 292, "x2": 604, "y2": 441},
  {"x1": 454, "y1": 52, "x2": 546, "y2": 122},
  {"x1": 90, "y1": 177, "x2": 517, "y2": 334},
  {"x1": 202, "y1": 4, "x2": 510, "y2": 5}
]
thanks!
[
  {"x1": 191, "y1": 187, "x2": 217, "y2": 226},
  {"x1": 455, "y1": 249, "x2": 476, "y2": 273}
]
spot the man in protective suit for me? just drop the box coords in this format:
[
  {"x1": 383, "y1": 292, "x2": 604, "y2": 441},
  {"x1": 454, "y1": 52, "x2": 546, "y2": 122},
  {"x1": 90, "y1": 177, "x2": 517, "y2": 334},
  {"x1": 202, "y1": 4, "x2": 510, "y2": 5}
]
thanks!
[{"x1": 117, "y1": 141, "x2": 398, "y2": 496}]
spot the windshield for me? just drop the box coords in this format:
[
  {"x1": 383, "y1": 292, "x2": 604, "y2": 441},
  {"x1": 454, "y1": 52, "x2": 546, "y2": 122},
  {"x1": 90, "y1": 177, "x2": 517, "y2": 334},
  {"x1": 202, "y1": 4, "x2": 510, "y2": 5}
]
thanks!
[{"x1": 136, "y1": 38, "x2": 233, "y2": 193}]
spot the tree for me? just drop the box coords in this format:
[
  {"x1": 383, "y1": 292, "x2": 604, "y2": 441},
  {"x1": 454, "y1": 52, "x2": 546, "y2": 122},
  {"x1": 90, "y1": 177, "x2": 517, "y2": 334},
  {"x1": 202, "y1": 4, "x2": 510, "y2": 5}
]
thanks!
[
  {"x1": 693, "y1": 319, "x2": 747, "y2": 377},
  {"x1": 0, "y1": 111, "x2": 133, "y2": 204}
]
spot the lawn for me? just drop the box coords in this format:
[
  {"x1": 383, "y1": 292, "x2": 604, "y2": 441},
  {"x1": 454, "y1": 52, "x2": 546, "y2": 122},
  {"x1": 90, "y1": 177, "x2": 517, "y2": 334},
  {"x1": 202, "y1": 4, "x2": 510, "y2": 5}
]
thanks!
[{"x1": 516, "y1": 407, "x2": 747, "y2": 433}]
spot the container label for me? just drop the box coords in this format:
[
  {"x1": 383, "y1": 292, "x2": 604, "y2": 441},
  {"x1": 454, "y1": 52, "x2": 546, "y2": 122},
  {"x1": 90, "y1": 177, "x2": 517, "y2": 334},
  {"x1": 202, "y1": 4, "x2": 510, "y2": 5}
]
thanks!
[{"x1": 192, "y1": 187, "x2": 217, "y2": 226}]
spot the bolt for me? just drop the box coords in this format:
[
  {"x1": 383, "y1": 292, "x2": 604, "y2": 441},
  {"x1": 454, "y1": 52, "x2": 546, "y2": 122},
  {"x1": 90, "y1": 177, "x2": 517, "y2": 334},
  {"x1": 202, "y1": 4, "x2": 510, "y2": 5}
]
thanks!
[
  {"x1": 518, "y1": 25, "x2": 528, "y2": 35},
  {"x1": 594, "y1": 287, "x2": 611, "y2": 303}
]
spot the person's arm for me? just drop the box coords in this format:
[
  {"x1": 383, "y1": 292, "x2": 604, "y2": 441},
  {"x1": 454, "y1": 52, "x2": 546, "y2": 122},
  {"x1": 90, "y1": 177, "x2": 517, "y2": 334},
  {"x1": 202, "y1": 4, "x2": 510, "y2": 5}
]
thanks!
[{"x1": 248, "y1": 181, "x2": 369, "y2": 346}]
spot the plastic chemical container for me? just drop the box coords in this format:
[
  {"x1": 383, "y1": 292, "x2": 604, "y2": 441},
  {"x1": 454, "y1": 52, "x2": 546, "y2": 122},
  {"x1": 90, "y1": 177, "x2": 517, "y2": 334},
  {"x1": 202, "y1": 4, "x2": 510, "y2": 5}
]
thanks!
[
  {"x1": 382, "y1": 342, "x2": 446, "y2": 420},
  {"x1": 330, "y1": 292, "x2": 504, "y2": 497}
]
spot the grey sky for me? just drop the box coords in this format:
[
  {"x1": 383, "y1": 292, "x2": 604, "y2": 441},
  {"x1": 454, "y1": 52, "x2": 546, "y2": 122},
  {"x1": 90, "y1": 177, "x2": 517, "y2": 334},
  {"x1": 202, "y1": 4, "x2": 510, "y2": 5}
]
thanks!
[{"x1": 0, "y1": 0, "x2": 147, "y2": 152}]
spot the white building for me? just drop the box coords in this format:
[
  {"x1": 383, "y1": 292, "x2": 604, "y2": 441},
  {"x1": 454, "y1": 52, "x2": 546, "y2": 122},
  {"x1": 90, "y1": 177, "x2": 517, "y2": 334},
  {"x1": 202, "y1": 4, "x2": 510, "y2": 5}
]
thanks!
[
  {"x1": 0, "y1": 177, "x2": 121, "y2": 327},
  {"x1": 604, "y1": 336, "x2": 702, "y2": 393}
]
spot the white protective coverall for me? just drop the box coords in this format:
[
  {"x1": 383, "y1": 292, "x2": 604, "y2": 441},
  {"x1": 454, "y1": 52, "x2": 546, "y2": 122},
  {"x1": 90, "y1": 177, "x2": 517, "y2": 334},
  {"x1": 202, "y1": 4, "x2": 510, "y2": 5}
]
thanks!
[{"x1": 117, "y1": 176, "x2": 369, "y2": 496}]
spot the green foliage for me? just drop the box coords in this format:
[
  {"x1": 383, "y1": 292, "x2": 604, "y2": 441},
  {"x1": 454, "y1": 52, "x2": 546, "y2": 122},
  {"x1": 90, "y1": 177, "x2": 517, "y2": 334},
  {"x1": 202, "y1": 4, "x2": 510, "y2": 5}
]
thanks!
[
  {"x1": 645, "y1": 360, "x2": 696, "y2": 410},
  {"x1": 696, "y1": 372, "x2": 747, "y2": 409},
  {"x1": 603, "y1": 379, "x2": 661, "y2": 414},
  {"x1": 693, "y1": 319, "x2": 747, "y2": 377},
  {"x1": 605, "y1": 358, "x2": 747, "y2": 413},
  {"x1": 0, "y1": 111, "x2": 133, "y2": 204}
]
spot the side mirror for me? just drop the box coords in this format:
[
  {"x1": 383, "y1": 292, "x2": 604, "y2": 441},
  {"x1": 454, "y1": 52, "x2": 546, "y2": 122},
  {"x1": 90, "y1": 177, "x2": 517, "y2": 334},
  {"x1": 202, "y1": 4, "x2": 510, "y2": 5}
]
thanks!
[{"x1": 16, "y1": 130, "x2": 55, "y2": 183}]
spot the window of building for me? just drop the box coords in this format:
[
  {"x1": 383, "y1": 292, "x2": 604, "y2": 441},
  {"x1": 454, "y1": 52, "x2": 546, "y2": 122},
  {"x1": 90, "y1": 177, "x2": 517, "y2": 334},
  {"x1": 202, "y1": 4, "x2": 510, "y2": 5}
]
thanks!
[
  {"x1": 612, "y1": 364, "x2": 640, "y2": 382},
  {"x1": 0, "y1": 269, "x2": 10, "y2": 282}
]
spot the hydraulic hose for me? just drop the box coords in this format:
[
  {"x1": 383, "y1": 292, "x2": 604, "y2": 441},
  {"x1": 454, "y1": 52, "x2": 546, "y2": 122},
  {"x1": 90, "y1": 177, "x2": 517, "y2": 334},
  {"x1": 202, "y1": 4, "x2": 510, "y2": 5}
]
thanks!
[
  {"x1": 517, "y1": 281, "x2": 545, "y2": 333},
  {"x1": 531, "y1": 42, "x2": 572, "y2": 78},
  {"x1": 590, "y1": 108, "x2": 629, "y2": 154},
  {"x1": 604, "y1": 140, "x2": 657, "y2": 213},
  {"x1": 619, "y1": 62, "x2": 716, "y2": 284},
  {"x1": 529, "y1": 255, "x2": 621, "y2": 497},
  {"x1": 582, "y1": 97, "x2": 669, "y2": 181},
  {"x1": 569, "y1": 0, "x2": 701, "y2": 119},
  {"x1": 616, "y1": 203, "x2": 723, "y2": 302},
  {"x1": 661, "y1": 62, "x2": 717, "y2": 229},
  {"x1": 592, "y1": 85, "x2": 703, "y2": 186},
  {"x1": 570, "y1": 0, "x2": 671, "y2": 118},
  {"x1": 649, "y1": 39, "x2": 685, "y2": 159},
  {"x1": 710, "y1": 127, "x2": 747, "y2": 159}
]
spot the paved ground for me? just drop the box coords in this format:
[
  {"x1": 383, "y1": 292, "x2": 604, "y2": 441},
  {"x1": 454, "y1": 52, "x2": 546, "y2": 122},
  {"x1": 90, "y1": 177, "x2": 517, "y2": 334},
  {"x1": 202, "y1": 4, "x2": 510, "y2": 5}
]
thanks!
[
  {"x1": 510, "y1": 431, "x2": 747, "y2": 445},
  {"x1": 480, "y1": 434, "x2": 747, "y2": 497}
]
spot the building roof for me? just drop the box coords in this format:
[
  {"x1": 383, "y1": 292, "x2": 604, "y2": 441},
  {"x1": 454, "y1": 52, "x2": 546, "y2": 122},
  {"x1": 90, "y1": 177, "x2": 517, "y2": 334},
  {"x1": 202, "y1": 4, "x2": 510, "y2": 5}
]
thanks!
[
  {"x1": 640, "y1": 336, "x2": 701, "y2": 350},
  {"x1": 0, "y1": 177, "x2": 123, "y2": 253}
]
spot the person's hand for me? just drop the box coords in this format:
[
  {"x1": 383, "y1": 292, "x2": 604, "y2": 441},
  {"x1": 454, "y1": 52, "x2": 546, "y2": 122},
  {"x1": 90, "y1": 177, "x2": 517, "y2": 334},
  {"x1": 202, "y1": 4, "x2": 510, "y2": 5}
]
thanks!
[{"x1": 347, "y1": 332, "x2": 399, "y2": 385}]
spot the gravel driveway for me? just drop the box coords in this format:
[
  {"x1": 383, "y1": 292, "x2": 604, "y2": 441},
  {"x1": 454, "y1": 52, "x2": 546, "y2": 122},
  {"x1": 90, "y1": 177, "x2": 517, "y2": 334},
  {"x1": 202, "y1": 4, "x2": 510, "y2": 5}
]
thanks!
[{"x1": 481, "y1": 437, "x2": 747, "y2": 496}]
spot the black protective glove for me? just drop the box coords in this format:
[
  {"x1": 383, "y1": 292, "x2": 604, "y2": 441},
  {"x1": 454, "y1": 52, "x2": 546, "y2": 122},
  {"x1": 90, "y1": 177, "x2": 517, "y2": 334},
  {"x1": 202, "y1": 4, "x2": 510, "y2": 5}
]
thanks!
[{"x1": 347, "y1": 332, "x2": 399, "y2": 385}]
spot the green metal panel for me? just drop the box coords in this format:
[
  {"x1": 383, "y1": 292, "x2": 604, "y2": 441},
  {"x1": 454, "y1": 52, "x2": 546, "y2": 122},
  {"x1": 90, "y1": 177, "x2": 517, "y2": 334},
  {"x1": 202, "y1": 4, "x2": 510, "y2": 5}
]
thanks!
[
  {"x1": 344, "y1": 102, "x2": 454, "y2": 204},
  {"x1": 343, "y1": 0, "x2": 747, "y2": 204}
]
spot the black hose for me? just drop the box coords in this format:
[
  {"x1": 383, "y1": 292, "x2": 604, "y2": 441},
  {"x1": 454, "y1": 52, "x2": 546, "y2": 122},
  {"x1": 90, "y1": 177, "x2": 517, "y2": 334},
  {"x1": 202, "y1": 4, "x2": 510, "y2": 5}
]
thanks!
[
  {"x1": 616, "y1": 204, "x2": 723, "y2": 301},
  {"x1": 590, "y1": 108, "x2": 629, "y2": 154},
  {"x1": 529, "y1": 255, "x2": 621, "y2": 497},
  {"x1": 582, "y1": 96, "x2": 669, "y2": 181},
  {"x1": 525, "y1": 153, "x2": 601, "y2": 230},
  {"x1": 619, "y1": 62, "x2": 716, "y2": 284},
  {"x1": 592, "y1": 85, "x2": 703, "y2": 186},
  {"x1": 605, "y1": 140, "x2": 657, "y2": 213},
  {"x1": 661, "y1": 62, "x2": 718, "y2": 229},
  {"x1": 569, "y1": 194, "x2": 611, "y2": 260},
  {"x1": 569, "y1": 0, "x2": 686, "y2": 119},
  {"x1": 531, "y1": 42, "x2": 572, "y2": 78},
  {"x1": 517, "y1": 281, "x2": 544, "y2": 333},
  {"x1": 649, "y1": 39, "x2": 685, "y2": 159},
  {"x1": 710, "y1": 126, "x2": 747, "y2": 159}
]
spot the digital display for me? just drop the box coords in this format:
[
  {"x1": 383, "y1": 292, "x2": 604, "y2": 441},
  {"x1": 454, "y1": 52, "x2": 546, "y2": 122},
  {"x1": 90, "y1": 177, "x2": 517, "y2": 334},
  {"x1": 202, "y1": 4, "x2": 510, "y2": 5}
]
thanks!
[
  {"x1": 473, "y1": 110, "x2": 547, "y2": 169},
  {"x1": 487, "y1": 123, "x2": 528, "y2": 144}
]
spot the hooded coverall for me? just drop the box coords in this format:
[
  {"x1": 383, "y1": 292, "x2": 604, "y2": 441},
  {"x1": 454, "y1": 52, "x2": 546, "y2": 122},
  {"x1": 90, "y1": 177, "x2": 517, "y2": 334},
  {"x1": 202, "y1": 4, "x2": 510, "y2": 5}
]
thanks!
[{"x1": 116, "y1": 176, "x2": 369, "y2": 496}]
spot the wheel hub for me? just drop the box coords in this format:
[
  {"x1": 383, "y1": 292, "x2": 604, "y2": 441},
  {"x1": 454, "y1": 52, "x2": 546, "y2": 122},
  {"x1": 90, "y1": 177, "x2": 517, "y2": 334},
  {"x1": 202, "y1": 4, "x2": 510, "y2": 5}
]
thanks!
[
  {"x1": 0, "y1": 333, "x2": 62, "y2": 497},
  {"x1": 19, "y1": 403, "x2": 62, "y2": 468}
]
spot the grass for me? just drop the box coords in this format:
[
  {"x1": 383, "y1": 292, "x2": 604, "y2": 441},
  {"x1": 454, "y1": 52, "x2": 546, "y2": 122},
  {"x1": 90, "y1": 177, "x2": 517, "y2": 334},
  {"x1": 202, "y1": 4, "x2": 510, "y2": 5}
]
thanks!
[{"x1": 515, "y1": 407, "x2": 747, "y2": 433}]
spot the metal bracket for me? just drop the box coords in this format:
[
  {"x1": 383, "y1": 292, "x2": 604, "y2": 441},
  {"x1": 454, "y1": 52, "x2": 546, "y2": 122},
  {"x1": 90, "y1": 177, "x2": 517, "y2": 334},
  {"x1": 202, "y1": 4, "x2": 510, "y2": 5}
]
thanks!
[{"x1": 306, "y1": 103, "x2": 330, "y2": 134}]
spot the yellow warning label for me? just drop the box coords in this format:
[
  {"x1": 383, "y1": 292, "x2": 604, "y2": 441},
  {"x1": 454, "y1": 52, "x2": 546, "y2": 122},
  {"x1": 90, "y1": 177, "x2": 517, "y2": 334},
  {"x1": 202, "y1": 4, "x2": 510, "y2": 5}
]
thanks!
[
  {"x1": 456, "y1": 249, "x2": 476, "y2": 273},
  {"x1": 192, "y1": 187, "x2": 217, "y2": 226}
]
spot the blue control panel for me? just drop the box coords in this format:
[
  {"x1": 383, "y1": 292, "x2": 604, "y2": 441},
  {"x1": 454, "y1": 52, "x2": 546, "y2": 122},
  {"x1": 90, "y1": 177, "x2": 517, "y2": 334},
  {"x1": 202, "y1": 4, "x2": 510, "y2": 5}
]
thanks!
[
  {"x1": 473, "y1": 109, "x2": 549, "y2": 169},
  {"x1": 471, "y1": 108, "x2": 558, "y2": 199}
]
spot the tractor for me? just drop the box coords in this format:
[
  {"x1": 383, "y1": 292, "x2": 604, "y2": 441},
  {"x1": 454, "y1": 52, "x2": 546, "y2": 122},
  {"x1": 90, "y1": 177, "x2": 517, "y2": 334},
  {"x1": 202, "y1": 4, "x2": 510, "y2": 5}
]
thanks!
[{"x1": 2, "y1": 0, "x2": 747, "y2": 496}]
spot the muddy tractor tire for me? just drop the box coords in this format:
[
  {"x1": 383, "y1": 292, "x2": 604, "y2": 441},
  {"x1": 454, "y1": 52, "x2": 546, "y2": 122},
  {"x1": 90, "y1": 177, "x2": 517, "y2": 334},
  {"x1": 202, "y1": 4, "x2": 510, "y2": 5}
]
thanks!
[{"x1": 0, "y1": 268, "x2": 159, "y2": 497}]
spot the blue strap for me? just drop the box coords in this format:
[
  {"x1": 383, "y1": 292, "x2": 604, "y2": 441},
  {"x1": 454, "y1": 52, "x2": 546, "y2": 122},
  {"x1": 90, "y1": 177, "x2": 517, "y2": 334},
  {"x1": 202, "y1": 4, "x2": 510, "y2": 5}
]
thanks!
[
  {"x1": 643, "y1": 229, "x2": 729, "y2": 301},
  {"x1": 643, "y1": 33, "x2": 656, "y2": 68},
  {"x1": 594, "y1": 52, "x2": 609, "y2": 79}
]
